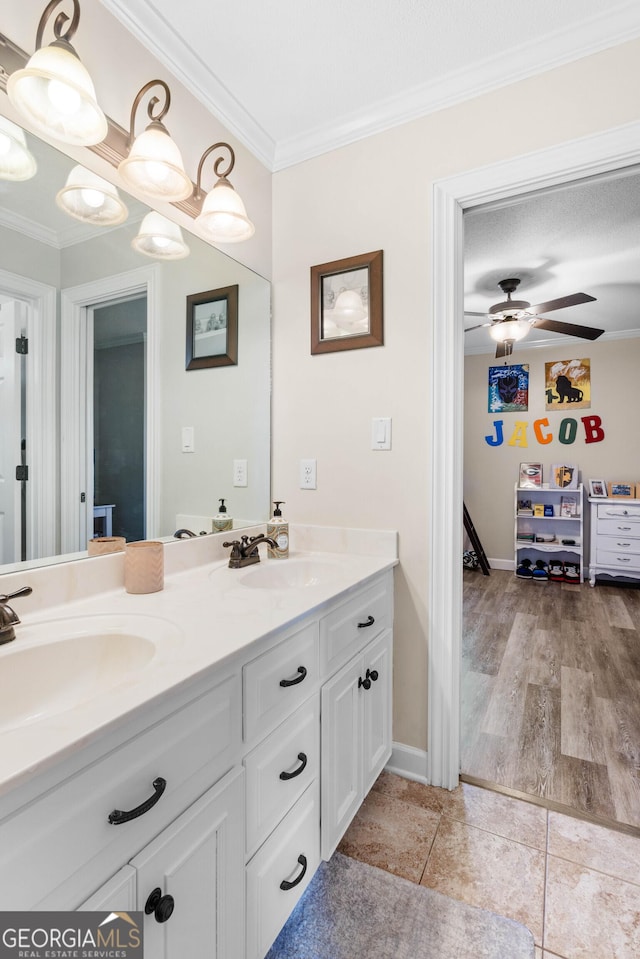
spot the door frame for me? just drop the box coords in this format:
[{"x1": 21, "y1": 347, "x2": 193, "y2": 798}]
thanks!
[
  {"x1": 60, "y1": 265, "x2": 160, "y2": 552},
  {"x1": 0, "y1": 269, "x2": 57, "y2": 563},
  {"x1": 428, "y1": 119, "x2": 640, "y2": 788}
]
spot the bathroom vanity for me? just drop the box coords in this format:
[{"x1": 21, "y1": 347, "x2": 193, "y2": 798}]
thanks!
[{"x1": 0, "y1": 528, "x2": 396, "y2": 959}]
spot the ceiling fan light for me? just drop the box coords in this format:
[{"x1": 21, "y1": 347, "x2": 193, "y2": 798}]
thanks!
[
  {"x1": 489, "y1": 318, "x2": 530, "y2": 343},
  {"x1": 195, "y1": 177, "x2": 255, "y2": 243},
  {"x1": 0, "y1": 116, "x2": 37, "y2": 180},
  {"x1": 131, "y1": 211, "x2": 190, "y2": 260},
  {"x1": 56, "y1": 164, "x2": 128, "y2": 225},
  {"x1": 118, "y1": 123, "x2": 192, "y2": 202},
  {"x1": 7, "y1": 41, "x2": 108, "y2": 146}
]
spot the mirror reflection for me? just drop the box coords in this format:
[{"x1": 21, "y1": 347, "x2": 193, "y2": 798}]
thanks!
[{"x1": 0, "y1": 117, "x2": 271, "y2": 572}]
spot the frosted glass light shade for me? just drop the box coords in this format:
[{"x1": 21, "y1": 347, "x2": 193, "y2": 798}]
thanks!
[
  {"x1": 56, "y1": 165, "x2": 128, "y2": 225},
  {"x1": 195, "y1": 179, "x2": 255, "y2": 243},
  {"x1": 7, "y1": 42, "x2": 107, "y2": 146},
  {"x1": 489, "y1": 317, "x2": 530, "y2": 343},
  {"x1": 0, "y1": 117, "x2": 37, "y2": 180},
  {"x1": 131, "y1": 211, "x2": 189, "y2": 260},
  {"x1": 118, "y1": 125, "x2": 192, "y2": 202}
]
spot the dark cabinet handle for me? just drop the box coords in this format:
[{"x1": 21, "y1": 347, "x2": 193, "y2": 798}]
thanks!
[
  {"x1": 280, "y1": 666, "x2": 307, "y2": 687},
  {"x1": 279, "y1": 752, "x2": 308, "y2": 781},
  {"x1": 108, "y1": 777, "x2": 167, "y2": 825},
  {"x1": 358, "y1": 675, "x2": 371, "y2": 690},
  {"x1": 357, "y1": 615, "x2": 375, "y2": 628},
  {"x1": 280, "y1": 854, "x2": 308, "y2": 891},
  {"x1": 366, "y1": 668, "x2": 379, "y2": 683},
  {"x1": 145, "y1": 887, "x2": 175, "y2": 923}
]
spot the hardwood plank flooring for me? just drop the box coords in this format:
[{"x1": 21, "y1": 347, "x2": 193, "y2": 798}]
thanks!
[{"x1": 461, "y1": 568, "x2": 640, "y2": 830}]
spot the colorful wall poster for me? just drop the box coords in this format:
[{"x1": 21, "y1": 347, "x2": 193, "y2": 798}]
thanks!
[
  {"x1": 544, "y1": 358, "x2": 591, "y2": 411},
  {"x1": 488, "y1": 364, "x2": 529, "y2": 413}
]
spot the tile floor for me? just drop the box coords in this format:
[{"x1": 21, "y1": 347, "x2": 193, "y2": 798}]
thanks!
[{"x1": 338, "y1": 771, "x2": 640, "y2": 958}]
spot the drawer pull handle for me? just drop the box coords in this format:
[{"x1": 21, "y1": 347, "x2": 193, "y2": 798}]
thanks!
[
  {"x1": 358, "y1": 615, "x2": 375, "y2": 629},
  {"x1": 617, "y1": 526, "x2": 632, "y2": 531},
  {"x1": 616, "y1": 542, "x2": 632, "y2": 548},
  {"x1": 280, "y1": 666, "x2": 307, "y2": 687},
  {"x1": 279, "y1": 752, "x2": 308, "y2": 781},
  {"x1": 366, "y1": 668, "x2": 379, "y2": 683},
  {"x1": 617, "y1": 557, "x2": 631, "y2": 562},
  {"x1": 358, "y1": 675, "x2": 371, "y2": 690},
  {"x1": 145, "y1": 887, "x2": 175, "y2": 923},
  {"x1": 280, "y1": 854, "x2": 308, "y2": 891},
  {"x1": 108, "y1": 776, "x2": 167, "y2": 825}
]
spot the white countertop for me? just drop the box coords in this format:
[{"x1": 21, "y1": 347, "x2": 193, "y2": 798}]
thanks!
[{"x1": 0, "y1": 533, "x2": 397, "y2": 798}]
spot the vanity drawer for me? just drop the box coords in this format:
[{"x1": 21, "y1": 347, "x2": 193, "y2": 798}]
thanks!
[
  {"x1": 597, "y1": 503, "x2": 640, "y2": 521},
  {"x1": 0, "y1": 673, "x2": 241, "y2": 909},
  {"x1": 246, "y1": 780, "x2": 320, "y2": 959},
  {"x1": 244, "y1": 695, "x2": 319, "y2": 858},
  {"x1": 243, "y1": 621, "x2": 319, "y2": 744},
  {"x1": 595, "y1": 549, "x2": 640, "y2": 572},
  {"x1": 597, "y1": 518, "x2": 640, "y2": 539},
  {"x1": 320, "y1": 573, "x2": 392, "y2": 677}
]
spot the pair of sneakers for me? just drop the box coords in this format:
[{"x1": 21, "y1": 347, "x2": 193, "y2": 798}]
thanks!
[
  {"x1": 516, "y1": 558, "x2": 549, "y2": 582},
  {"x1": 549, "y1": 559, "x2": 580, "y2": 583}
]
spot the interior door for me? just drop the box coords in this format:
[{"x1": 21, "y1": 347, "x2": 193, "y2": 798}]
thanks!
[{"x1": 0, "y1": 298, "x2": 24, "y2": 564}]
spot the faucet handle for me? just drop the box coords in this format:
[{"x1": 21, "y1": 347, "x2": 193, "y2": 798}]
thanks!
[{"x1": 0, "y1": 586, "x2": 33, "y2": 604}]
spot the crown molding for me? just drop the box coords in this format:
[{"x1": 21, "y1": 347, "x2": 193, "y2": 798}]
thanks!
[{"x1": 0, "y1": 207, "x2": 59, "y2": 247}]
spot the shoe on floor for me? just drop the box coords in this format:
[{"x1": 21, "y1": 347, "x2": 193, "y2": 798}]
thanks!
[
  {"x1": 516, "y1": 559, "x2": 533, "y2": 579},
  {"x1": 564, "y1": 562, "x2": 581, "y2": 583},
  {"x1": 548, "y1": 559, "x2": 565, "y2": 582},
  {"x1": 532, "y1": 559, "x2": 549, "y2": 583}
]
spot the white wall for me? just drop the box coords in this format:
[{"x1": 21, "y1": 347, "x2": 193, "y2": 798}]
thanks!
[
  {"x1": 464, "y1": 337, "x2": 640, "y2": 565},
  {"x1": 272, "y1": 39, "x2": 640, "y2": 752}
]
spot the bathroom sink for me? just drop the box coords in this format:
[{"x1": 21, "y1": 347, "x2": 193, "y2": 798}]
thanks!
[
  {"x1": 0, "y1": 614, "x2": 178, "y2": 732},
  {"x1": 239, "y1": 559, "x2": 342, "y2": 590}
]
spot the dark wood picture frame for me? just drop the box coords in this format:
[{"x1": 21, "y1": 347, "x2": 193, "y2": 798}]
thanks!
[
  {"x1": 186, "y1": 284, "x2": 238, "y2": 370},
  {"x1": 310, "y1": 250, "x2": 383, "y2": 354}
]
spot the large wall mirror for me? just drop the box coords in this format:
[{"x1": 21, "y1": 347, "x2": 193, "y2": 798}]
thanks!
[{"x1": 0, "y1": 115, "x2": 271, "y2": 573}]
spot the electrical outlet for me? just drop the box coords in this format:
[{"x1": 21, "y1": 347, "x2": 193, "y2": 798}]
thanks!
[
  {"x1": 233, "y1": 459, "x2": 248, "y2": 487},
  {"x1": 299, "y1": 458, "x2": 317, "y2": 489}
]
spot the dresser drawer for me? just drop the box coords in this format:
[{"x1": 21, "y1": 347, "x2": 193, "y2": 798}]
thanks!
[
  {"x1": 320, "y1": 573, "x2": 392, "y2": 677},
  {"x1": 595, "y1": 531, "x2": 640, "y2": 554},
  {"x1": 243, "y1": 621, "x2": 319, "y2": 744},
  {"x1": 246, "y1": 781, "x2": 320, "y2": 959},
  {"x1": 244, "y1": 696, "x2": 319, "y2": 858},
  {"x1": 597, "y1": 518, "x2": 640, "y2": 538},
  {"x1": 0, "y1": 673, "x2": 241, "y2": 909},
  {"x1": 596, "y1": 549, "x2": 640, "y2": 572},
  {"x1": 597, "y1": 503, "x2": 640, "y2": 521}
]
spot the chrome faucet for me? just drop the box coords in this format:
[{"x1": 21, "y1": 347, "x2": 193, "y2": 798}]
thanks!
[
  {"x1": 0, "y1": 586, "x2": 33, "y2": 645},
  {"x1": 223, "y1": 534, "x2": 278, "y2": 569}
]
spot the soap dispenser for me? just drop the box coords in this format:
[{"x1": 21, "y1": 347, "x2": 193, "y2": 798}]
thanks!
[
  {"x1": 267, "y1": 501, "x2": 289, "y2": 559},
  {"x1": 212, "y1": 498, "x2": 233, "y2": 533}
]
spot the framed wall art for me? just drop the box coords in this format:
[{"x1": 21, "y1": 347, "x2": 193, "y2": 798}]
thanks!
[
  {"x1": 186, "y1": 284, "x2": 238, "y2": 370},
  {"x1": 310, "y1": 250, "x2": 383, "y2": 354},
  {"x1": 550, "y1": 463, "x2": 578, "y2": 489}
]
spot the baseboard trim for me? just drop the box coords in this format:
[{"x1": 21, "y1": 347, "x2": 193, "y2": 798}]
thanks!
[{"x1": 385, "y1": 742, "x2": 430, "y2": 785}]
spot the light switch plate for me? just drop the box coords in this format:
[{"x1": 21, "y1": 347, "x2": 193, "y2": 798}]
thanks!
[
  {"x1": 371, "y1": 417, "x2": 391, "y2": 450},
  {"x1": 181, "y1": 426, "x2": 195, "y2": 452}
]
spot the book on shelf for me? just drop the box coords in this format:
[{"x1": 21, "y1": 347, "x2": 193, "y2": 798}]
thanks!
[
  {"x1": 560, "y1": 496, "x2": 578, "y2": 517},
  {"x1": 533, "y1": 503, "x2": 545, "y2": 517}
]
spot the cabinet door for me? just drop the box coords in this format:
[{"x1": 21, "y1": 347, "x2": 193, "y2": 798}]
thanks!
[
  {"x1": 131, "y1": 767, "x2": 244, "y2": 959},
  {"x1": 320, "y1": 654, "x2": 363, "y2": 860},
  {"x1": 361, "y1": 630, "x2": 393, "y2": 796},
  {"x1": 78, "y1": 865, "x2": 137, "y2": 911}
]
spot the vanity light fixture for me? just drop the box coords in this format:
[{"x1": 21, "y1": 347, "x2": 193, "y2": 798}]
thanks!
[
  {"x1": 0, "y1": 116, "x2": 37, "y2": 181},
  {"x1": 194, "y1": 142, "x2": 255, "y2": 243},
  {"x1": 6, "y1": 0, "x2": 108, "y2": 147},
  {"x1": 56, "y1": 164, "x2": 128, "y2": 225},
  {"x1": 118, "y1": 80, "x2": 192, "y2": 203},
  {"x1": 131, "y1": 210, "x2": 189, "y2": 260}
]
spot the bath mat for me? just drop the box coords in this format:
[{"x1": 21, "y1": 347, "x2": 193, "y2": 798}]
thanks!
[{"x1": 265, "y1": 852, "x2": 535, "y2": 959}]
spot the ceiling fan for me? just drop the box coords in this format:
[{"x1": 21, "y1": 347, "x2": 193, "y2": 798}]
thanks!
[{"x1": 465, "y1": 278, "x2": 605, "y2": 358}]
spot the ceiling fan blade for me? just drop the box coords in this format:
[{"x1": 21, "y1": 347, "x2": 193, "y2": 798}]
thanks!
[
  {"x1": 531, "y1": 317, "x2": 605, "y2": 339},
  {"x1": 526, "y1": 292, "x2": 596, "y2": 315},
  {"x1": 465, "y1": 322, "x2": 490, "y2": 332},
  {"x1": 464, "y1": 311, "x2": 488, "y2": 317}
]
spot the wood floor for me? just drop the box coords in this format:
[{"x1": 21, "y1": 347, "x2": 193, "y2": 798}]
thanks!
[{"x1": 461, "y1": 568, "x2": 640, "y2": 830}]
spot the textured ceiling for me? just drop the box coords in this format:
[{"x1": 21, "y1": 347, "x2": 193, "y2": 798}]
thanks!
[{"x1": 100, "y1": 0, "x2": 640, "y2": 169}]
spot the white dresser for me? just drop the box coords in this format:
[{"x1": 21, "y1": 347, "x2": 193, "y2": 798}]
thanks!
[{"x1": 588, "y1": 497, "x2": 640, "y2": 586}]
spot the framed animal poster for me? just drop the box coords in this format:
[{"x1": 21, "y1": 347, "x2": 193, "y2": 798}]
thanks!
[
  {"x1": 488, "y1": 364, "x2": 529, "y2": 412},
  {"x1": 550, "y1": 463, "x2": 578, "y2": 489},
  {"x1": 544, "y1": 358, "x2": 591, "y2": 411}
]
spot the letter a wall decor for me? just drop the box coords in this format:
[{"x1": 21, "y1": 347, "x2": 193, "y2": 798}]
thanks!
[{"x1": 545, "y1": 358, "x2": 591, "y2": 411}]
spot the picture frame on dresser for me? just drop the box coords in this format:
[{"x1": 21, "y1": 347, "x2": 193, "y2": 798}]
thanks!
[
  {"x1": 607, "y1": 481, "x2": 635, "y2": 498},
  {"x1": 588, "y1": 478, "x2": 607, "y2": 498}
]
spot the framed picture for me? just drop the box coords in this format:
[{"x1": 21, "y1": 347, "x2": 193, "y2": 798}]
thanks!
[
  {"x1": 488, "y1": 364, "x2": 529, "y2": 413},
  {"x1": 550, "y1": 463, "x2": 578, "y2": 489},
  {"x1": 588, "y1": 478, "x2": 607, "y2": 498},
  {"x1": 607, "y1": 482, "x2": 635, "y2": 498},
  {"x1": 560, "y1": 495, "x2": 578, "y2": 517},
  {"x1": 186, "y1": 285, "x2": 238, "y2": 370},
  {"x1": 519, "y1": 463, "x2": 542, "y2": 488},
  {"x1": 310, "y1": 250, "x2": 383, "y2": 354}
]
